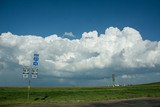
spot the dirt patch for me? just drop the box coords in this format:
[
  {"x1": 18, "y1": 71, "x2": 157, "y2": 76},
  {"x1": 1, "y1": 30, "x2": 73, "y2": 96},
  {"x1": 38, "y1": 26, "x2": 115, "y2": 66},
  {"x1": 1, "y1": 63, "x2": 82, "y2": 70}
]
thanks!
[
  {"x1": 88, "y1": 98, "x2": 160, "y2": 107},
  {"x1": 4, "y1": 97, "x2": 160, "y2": 107}
]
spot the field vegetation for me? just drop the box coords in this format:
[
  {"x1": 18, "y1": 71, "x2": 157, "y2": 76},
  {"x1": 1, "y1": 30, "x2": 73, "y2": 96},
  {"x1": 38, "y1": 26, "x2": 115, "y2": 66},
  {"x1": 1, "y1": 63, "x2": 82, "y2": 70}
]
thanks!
[{"x1": 0, "y1": 82, "x2": 160, "y2": 105}]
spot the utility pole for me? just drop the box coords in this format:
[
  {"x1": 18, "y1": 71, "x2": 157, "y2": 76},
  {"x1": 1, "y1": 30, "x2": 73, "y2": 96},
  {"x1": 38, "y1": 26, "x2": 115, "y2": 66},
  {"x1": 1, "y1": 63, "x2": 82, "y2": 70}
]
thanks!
[{"x1": 112, "y1": 74, "x2": 115, "y2": 87}]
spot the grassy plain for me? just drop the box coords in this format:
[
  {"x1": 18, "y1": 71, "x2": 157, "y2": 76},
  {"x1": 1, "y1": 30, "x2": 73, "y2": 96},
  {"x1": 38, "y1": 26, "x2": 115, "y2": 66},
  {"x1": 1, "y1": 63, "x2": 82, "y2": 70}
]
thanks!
[{"x1": 0, "y1": 82, "x2": 160, "y2": 105}]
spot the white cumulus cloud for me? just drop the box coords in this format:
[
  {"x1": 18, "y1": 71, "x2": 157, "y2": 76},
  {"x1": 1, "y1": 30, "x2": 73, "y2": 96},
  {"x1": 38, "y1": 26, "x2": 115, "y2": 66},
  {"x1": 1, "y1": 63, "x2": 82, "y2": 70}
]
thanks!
[
  {"x1": 63, "y1": 32, "x2": 75, "y2": 39},
  {"x1": 0, "y1": 27, "x2": 160, "y2": 86}
]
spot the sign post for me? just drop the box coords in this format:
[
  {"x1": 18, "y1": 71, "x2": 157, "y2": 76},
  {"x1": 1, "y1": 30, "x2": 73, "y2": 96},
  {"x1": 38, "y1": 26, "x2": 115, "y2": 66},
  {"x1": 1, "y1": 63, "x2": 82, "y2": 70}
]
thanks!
[
  {"x1": 22, "y1": 66, "x2": 30, "y2": 101},
  {"x1": 22, "y1": 52, "x2": 39, "y2": 102}
]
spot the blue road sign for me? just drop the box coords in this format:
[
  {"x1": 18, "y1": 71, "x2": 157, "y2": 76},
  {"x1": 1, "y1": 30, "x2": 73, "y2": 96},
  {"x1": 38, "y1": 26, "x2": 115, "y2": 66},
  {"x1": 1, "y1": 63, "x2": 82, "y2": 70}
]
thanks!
[
  {"x1": 34, "y1": 54, "x2": 39, "y2": 57},
  {"x1": 33, "y1": 57, "x2": 39, "y2": 61},
  {"x1": 33, "y1": 61, "x2": 38, "y2": 66}
]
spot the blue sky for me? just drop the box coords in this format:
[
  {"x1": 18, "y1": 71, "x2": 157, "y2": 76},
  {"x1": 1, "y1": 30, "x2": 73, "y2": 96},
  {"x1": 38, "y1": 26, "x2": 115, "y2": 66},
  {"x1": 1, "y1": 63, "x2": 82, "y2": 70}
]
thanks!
[{"x1": 0, "y1": 0, "x2": 160, "y2": 40}]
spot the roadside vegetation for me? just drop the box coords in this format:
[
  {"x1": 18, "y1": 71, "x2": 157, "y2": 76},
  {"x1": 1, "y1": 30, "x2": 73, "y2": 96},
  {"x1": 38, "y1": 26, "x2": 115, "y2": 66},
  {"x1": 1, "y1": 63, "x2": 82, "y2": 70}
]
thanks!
[{"x1": 0, "y1": 82, "x2": 160, "y2": 105}]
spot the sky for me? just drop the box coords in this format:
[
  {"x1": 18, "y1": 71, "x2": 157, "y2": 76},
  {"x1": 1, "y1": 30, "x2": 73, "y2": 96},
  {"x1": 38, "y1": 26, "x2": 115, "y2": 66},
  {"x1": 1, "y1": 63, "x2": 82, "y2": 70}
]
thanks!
[
  {"x1": 0, "y1": 0, "x2": 160, "y2": 40},
  {"x1": 0, "y1": 0, "x2": 160, "y2": 86}
]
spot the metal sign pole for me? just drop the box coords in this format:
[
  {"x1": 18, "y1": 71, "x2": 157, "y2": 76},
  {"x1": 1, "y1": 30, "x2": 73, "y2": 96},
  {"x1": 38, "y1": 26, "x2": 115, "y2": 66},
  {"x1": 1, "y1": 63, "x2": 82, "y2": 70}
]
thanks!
[
  {"x1": 28, "y1": 78, "x2": 30, "y2": 101},
  {"x1": 22, "y1": 66, "x2": 30, "y2": 101}
]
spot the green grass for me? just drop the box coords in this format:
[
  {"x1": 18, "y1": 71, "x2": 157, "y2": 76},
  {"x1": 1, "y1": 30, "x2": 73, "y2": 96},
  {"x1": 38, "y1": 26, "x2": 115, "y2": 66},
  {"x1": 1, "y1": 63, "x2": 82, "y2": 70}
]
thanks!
[{"x1": 0, "y1": 82, "x2": 160, "y2": 105}]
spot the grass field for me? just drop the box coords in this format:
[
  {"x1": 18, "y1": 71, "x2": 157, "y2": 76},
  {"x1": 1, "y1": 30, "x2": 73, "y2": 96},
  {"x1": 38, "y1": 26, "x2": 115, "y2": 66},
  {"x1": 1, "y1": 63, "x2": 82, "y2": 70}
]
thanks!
[{"x1": 0, "y1": 82, "x2": 160, "y2": 106}]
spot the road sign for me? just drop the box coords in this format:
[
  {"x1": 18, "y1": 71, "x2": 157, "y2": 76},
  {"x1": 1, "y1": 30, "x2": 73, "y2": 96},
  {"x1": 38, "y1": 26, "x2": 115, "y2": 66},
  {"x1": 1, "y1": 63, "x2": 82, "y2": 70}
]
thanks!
[
  {"x1": 23, "y1": 73, "x2": 29, "y2": 78},
  {"x1": 33, "y1": 57, "x2": 39, "y2": 61},
  {"x1": 23, "y1": 67, "x2": 29, "y2": 73},
  {"x1": 34, "y1": 54, "x2": 39, "y2": 57},
  {"x1": 31, "y1": 74, "x2": 37, "y2": 78},
  {"x1": 32, "y1": 68, "x2": 38, "y2": 73},
  {"x1": 31, "y1": 68, "x2": 38, "y2": 78},
  {"x1": 33, "y1": 61, "x2": 38, "y2": 66},
  {"x1": 23, "y1": 66, "x2": 30, "y2": 79}
]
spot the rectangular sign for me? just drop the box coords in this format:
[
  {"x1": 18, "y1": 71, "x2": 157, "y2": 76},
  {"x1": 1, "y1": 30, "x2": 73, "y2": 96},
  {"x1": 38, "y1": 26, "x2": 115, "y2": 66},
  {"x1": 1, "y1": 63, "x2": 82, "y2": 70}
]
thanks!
[
  {"x1": 23, "y1": 74, "x2": 29, "y2": 78},
  {"x1": 32, "y1": 74, "x2": 37, "y2": 78}
]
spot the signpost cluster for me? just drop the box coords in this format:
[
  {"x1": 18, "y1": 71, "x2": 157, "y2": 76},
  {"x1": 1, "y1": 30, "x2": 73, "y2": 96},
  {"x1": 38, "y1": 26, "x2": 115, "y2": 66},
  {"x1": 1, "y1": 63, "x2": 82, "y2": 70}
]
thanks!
[{"x1": 22, "y1": 52, "x2": 39, "y2": 101}]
